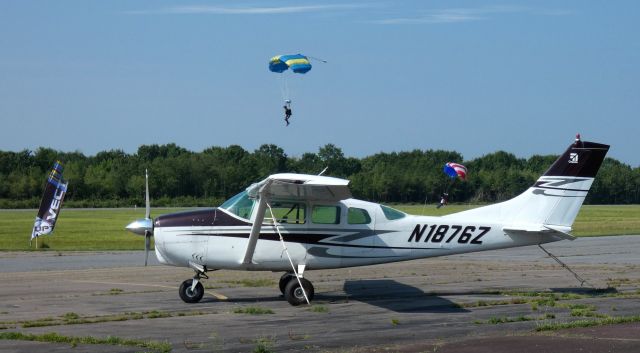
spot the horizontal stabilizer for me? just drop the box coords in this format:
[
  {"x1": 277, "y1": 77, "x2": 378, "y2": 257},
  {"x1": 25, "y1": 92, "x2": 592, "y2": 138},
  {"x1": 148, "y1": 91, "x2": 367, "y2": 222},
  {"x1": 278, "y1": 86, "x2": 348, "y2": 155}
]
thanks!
[
  {"x1": 502, "y1": 224, "x2": 575, "y2": 241},
  {"x1": 543, "y1": 225, "x2": 576, "y2": 240}
]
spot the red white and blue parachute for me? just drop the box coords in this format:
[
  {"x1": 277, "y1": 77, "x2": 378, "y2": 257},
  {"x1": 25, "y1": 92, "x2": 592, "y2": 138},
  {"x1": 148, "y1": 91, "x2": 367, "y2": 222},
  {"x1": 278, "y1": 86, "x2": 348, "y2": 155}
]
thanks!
[{"x1": 443, "y1": 162, "x2": 467, "y2": 181}]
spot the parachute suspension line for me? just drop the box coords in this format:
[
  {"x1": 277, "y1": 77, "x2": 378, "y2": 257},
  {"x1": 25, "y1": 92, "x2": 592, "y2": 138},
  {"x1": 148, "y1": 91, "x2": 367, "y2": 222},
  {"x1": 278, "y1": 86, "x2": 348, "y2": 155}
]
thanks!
[
  {"x1": 284, "y1": 75, "x2": 290, "y2": 102},
  {"x1": 276, "y1": 75, "x2": 288, "y2": 102},
  {"x1": 266, "y1": 202, "x2": 310, "y2": 305},
  {"x1": 275, "y1": 77, "x2": 283, "y2": 101},
  {"x1": 307, "y1": 55, "x2": 328, "y2": 63},
  {"x1": 278, "y1": 74, "x2": 290, "y2": 102},
  {"x1": 538, "y1": 244, "x2": 591, "y2": 287},
  {"x1": 445, "y1": 178, "x2": 456, "y2": 194}
]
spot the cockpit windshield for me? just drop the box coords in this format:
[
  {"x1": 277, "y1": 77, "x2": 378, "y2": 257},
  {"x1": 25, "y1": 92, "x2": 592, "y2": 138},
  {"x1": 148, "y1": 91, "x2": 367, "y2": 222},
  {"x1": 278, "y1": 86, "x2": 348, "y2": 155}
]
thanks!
[{"x1": 220, "y1": 190, "x2": 255, "y2": 220}]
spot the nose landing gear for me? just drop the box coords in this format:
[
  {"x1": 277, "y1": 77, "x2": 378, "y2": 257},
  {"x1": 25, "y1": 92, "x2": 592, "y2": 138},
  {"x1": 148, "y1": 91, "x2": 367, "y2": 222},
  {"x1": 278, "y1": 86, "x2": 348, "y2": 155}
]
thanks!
[
  {"x1": 179, "y1": 263, "x2": 209, "y2": 304},
  {"x1": 179, "y1": 278, "x2": 204, "y2": 303}
]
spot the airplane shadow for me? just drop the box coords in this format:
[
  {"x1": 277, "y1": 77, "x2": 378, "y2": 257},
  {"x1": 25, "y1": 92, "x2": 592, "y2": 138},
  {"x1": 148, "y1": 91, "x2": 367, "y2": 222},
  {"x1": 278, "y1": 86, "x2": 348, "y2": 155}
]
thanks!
[
  {"x1": 320, "y1": 279, "x2": 469, "y2": 313},
  {"x1": 199, "y1": 284, "x2": 616, "y2": 309},
  {"x1": 548, "y1": 287, "x2": 618, "y2": 296},
  {"x1": 200, "y1": 280, "x2": 467, "y2": 313}
]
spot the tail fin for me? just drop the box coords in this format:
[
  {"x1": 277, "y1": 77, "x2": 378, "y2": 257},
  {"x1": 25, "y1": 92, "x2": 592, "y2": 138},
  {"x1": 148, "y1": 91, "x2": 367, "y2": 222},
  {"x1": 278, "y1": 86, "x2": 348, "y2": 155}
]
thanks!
[{"x1": 444, "y1": 137, "x2": 609, "y2": 234}]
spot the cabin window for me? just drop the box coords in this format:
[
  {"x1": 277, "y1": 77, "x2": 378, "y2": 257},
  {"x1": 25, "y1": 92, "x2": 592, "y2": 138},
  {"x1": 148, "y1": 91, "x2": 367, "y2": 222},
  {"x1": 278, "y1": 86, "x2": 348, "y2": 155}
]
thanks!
[
  {"x1": 264, "y1": 202, "x2": 306, "y2": 224},
  {"x1": 219, "y1": 190, "x2": 255, "y2": 220},
  {"x1": 381, "y1": 205, "x2": 406, "y2": 220},
  {"x1": 311, "y1": 205, "x2": 341, "y2": 224},
  {"x1": 347, "y1": 207, "x2": 371, "y2": 224}
]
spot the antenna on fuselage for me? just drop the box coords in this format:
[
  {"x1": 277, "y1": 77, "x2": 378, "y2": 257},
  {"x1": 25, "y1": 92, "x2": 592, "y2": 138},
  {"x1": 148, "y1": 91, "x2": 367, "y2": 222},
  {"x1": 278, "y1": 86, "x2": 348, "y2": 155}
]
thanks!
[{"x1": 318, "y1": 166, "x2": 328, "y2": 176}]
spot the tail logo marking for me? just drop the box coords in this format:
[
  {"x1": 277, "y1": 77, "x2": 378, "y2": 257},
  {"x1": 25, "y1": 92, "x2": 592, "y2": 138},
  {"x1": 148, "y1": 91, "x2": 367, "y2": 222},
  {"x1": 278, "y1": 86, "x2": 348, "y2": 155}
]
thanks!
[{"x1": 569, "y1": 153, "x2": 579, "y2": 164}]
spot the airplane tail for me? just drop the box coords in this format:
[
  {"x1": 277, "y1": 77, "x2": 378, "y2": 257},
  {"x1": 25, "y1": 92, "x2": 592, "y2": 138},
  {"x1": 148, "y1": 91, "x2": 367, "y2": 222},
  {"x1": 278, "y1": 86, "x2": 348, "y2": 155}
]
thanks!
[{"x1": 444, "y1": 137, "x2": 609, "y2": 237}]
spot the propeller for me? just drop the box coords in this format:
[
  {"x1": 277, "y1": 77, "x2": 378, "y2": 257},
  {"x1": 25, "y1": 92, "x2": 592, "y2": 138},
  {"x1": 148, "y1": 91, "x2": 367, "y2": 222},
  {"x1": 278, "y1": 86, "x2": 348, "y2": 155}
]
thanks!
[
  {"x1": 144, "y1": 168, "x2": 152, "y2": 266},
  {"x1": 125, "y1": 169, "x2": 154, "y2": 266}
]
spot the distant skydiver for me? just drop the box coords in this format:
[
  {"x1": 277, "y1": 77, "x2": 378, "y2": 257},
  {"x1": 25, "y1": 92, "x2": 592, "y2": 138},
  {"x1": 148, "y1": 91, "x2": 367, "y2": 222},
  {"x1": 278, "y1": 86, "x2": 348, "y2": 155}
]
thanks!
[
  {"x1": 269, "y1": 54, "x2": 313, "y2": 126},
  {"x1": 437, "y1": 192, "x2": 449, "y2": 209},
  {"x1": 284, "y1": 100, "x2": 292, "y2": 126},
  {"x1": 439, "y1": 162, "x2": 467, "y2": 207}
]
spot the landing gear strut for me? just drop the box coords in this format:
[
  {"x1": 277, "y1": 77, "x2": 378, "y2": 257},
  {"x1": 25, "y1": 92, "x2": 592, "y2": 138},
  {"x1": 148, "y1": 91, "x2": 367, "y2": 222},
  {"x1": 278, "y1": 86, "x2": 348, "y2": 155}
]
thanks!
[{"x1": 179, "y1": 265, "x2": 209, "y2": 303}]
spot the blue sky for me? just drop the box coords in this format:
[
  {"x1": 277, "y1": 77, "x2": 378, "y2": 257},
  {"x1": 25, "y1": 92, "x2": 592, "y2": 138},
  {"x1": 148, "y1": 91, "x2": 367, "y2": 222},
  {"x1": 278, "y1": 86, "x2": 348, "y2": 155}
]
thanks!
[{"x1": 1, "y1": 1, "x2": 638, "y2": 166}]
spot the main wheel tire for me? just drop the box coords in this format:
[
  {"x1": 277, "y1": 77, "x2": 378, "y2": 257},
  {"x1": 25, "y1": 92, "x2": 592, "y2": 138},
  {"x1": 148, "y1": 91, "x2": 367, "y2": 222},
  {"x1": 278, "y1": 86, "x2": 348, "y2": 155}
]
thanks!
[
  {"x1": 179, "y1": 279, "x2": 204, "y2": 303},
  {"x1": 279, "y1": 273, "x2": 295, "y2": 294},
  {"x1": 284, "y1": 277, "x2": 314, "y2": 306}
]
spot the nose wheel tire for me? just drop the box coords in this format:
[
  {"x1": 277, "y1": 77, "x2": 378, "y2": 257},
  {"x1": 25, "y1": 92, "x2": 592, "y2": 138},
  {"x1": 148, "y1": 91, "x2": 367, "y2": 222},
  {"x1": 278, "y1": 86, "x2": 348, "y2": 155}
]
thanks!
[
  {"x1": 284, "y1": 277, "x2": 314, "y2": 306},
  {"x1": 179, "y1": 279, "x2": 204, "y2": 303}
]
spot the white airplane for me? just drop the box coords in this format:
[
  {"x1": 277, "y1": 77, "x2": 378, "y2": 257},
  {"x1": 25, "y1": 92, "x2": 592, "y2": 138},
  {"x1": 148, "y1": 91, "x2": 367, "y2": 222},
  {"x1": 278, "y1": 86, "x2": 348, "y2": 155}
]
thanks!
[{"x1": 126, "y1": 136, "x2": 609, "y2": 306}]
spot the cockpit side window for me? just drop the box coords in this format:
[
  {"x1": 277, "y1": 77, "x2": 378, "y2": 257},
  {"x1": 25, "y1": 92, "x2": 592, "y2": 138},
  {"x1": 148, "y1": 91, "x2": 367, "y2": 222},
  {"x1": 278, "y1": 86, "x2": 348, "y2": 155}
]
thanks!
[
  {"x1": 219, "y1": 190, "x2": 255, "y2": 220},
  {"x1": 264, "y1": 201, "x2": 306, "y2": 224},
  {"x1": 311, "y1": 205, "x2": 341, "y2": 224},
  {"x1": 381, "y1": 205, "x2": 406, "y2": 220},
  {"x1": 347, "y1": 207, "x2": 371, "y2": 224}
]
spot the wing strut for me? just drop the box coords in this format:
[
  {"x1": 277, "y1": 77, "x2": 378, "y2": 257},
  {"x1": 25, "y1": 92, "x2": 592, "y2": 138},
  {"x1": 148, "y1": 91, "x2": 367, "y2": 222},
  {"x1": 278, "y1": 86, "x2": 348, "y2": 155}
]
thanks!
[
  {"x1": 266, "y1": 201, "x2": 310, "y2": 305},
  {"x1": 242, "y1": 181, "x2": 272, "y2": 265}
]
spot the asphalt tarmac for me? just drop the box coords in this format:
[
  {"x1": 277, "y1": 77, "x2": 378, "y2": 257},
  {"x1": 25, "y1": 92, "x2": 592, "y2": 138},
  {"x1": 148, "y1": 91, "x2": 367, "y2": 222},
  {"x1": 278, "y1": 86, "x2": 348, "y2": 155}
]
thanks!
[{"x1": 1, "y1": 235, "x2": 639, "y2": 352}]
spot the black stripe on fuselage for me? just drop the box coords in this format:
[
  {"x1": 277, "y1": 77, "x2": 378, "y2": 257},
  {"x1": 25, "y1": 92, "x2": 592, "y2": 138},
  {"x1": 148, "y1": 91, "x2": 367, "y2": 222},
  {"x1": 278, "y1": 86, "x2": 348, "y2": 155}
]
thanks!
[{"x1": 174, "y1": 231, "x2": 442, "y2": 251}]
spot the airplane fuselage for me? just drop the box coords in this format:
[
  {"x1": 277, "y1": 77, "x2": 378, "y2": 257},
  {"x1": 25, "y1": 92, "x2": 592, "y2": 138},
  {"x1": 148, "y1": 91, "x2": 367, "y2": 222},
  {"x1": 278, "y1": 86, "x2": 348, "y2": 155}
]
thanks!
[{"x1": 152, "y1": 198, "x2": 554, "y2": 272}]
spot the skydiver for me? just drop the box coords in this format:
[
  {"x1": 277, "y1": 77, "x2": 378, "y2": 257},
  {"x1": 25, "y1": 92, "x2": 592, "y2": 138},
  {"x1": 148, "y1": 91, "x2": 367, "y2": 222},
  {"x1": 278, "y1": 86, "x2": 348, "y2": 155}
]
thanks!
[
  {"x1": 437, "y1": 193, "x2": 448, "y2": 209},
  {"x1": 283, "y1": 100, "x2": 292, "y2": 126}
]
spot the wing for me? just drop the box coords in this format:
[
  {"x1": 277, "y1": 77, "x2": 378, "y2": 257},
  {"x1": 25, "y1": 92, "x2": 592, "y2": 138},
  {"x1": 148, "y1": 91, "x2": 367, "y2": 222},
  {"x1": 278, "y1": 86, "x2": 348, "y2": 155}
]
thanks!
[
  {"x1": 242, "y1": 173, "x2": 352, "y2": 265},
  {"x1": 246, "y1": 173, "x2": 351, "y2": 202}
]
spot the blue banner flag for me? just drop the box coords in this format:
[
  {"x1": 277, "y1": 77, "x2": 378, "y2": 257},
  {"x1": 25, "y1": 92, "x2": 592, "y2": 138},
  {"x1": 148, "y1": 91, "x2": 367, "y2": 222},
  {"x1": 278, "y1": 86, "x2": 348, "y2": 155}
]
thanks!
[{"x1": 31, "y1": 161, "x2": 68, "y2": 243}]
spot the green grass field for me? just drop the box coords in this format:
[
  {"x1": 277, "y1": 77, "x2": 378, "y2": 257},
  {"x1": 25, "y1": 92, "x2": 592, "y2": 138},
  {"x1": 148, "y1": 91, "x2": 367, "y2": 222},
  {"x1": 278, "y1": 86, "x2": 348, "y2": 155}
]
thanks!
[
  {"x1": 0, "y1": 208, "x2": 184, "y2": 251},
  {"x1": 0, "y1": 205, "x2": 638, "y2": 251}
]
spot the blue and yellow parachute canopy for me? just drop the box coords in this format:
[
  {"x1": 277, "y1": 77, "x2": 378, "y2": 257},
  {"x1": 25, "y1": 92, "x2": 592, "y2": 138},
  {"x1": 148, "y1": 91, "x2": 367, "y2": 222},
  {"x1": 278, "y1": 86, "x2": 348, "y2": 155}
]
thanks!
[{"x1": 269, "y1": 54, "x2": 312, "y2": 74}]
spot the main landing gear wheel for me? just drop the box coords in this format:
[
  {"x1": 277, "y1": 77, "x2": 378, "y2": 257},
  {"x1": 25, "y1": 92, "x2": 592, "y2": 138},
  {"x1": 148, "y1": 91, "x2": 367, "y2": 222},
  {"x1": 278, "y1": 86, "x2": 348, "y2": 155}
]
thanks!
[
  {"x1": 279, "y1": 273, "x2": 295, "y2": 295},
  {"x1": 179, "y1": 279, "x2": 204, "y2": 303},
  {"x1": 284, "y1": 277, "x2": 314, "y2": 306}
]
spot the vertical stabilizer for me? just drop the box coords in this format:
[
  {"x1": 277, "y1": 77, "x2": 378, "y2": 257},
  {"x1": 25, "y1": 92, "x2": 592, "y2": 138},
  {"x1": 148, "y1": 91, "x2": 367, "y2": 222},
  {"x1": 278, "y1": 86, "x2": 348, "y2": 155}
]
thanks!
[{"x1": 444, "y1": 137, "x2": 609, "y2": 230}]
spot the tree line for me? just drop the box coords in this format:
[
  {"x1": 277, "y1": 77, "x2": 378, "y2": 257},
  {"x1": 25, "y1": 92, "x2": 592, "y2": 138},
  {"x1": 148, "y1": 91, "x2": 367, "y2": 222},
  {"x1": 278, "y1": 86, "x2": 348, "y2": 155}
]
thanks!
[{"x1": 0, "y1": 143, "x2": 638, "y2": 208}]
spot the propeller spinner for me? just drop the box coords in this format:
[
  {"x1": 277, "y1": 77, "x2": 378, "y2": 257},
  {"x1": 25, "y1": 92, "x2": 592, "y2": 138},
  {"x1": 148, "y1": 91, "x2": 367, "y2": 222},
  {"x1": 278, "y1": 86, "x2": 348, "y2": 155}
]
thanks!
[{"x1": 125, "y1": 169, "x2": 154, "y2": 266}]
